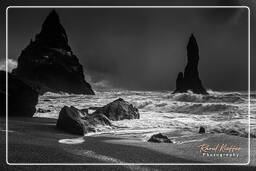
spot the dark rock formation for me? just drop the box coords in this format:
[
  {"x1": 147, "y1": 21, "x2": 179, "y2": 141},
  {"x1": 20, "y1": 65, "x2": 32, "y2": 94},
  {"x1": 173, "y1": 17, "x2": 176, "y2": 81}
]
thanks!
[
  {"x1": 92, "y1": 98, "x2": 140, "y2": 121},
  {"x1": 0, "y1": 71, "x2": 38, "y2": 117},
  {"x1": 173, "y1": 34, "x2": 208, "y2": 95},
  {"x1": 199, "y1": 126, "x2": 206, "y2": 134},
  {"x1": 12, "y1": 10, "x2": 94, "y2": 95},
  {"x1": 147, "y1": 133, "x2": 173, "y2": 143},
  {"x1": 56, "y1": 106, "x2": 86, "y2": 135},
  {"x1": 89, "y1": 113, "x2": 112, "y2": 126},
  {"x1": 56, "y1": 106, "x2": 111, "y2": 135}
]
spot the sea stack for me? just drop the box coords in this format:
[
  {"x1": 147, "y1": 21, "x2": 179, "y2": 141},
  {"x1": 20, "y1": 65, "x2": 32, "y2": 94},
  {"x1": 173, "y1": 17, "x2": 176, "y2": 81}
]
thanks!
[
  {"x1": 173, "y1": 34, "x2": 208, "y2": 95},
  {"x1": 12, "y1": 10, "x2": 94, "y2": 95}
]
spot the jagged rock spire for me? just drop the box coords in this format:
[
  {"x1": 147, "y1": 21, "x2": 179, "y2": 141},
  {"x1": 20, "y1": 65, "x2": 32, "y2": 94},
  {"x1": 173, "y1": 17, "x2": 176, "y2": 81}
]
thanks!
[
  {"x1": 36, "y1": 9, "x2": 70, "y2": 51},
  {"x1": 173, "y1": 34, "x2": 208, "y2": 95},
  {"x1": 12, "y1": 10, "x2": 94, "y2": 95},
  {"x1": 187, "y1": 34, "x2": 199, "y2": 63}
]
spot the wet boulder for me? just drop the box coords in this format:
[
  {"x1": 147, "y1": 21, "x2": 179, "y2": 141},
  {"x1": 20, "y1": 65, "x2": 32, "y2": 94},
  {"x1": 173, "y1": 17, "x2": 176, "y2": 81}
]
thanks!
[
  {"x1": 147, "y1": 133, "x2": 173, "y2": 143},
  {"x1": 199, "y1": 126, "x2": 206, "y2": 134},
  {"x1": 56, "y1": 106, "x2": 111, "y2": 135},
  {"x1": 56, "y1": 106, "x2": 86, "y2": 135},
  {"x1": 92, "y1": 98, "x2": 139, "y2": 121},
  {"x1": 90, "y1": 113, "x2": 112, "y2": 126}
]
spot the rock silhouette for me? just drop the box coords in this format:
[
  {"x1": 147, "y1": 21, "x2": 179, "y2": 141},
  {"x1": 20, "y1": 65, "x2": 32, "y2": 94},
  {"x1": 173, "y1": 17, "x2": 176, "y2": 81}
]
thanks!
[
  {"x1": 12, "y1": 10, "x2": 94, "y2": 95},
  {"x1": 174, "y1": 34, "x2": 208, "y2": 95},
  {"x1": 0, "y1": 71, "x2": 38, "y2": 117}
]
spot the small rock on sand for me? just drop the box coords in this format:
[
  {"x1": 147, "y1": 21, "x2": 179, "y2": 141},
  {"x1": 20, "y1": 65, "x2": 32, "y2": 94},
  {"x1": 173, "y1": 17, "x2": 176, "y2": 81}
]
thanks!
[{"x1": 199, "y1": 126, "x2": 206, "y2": 134}]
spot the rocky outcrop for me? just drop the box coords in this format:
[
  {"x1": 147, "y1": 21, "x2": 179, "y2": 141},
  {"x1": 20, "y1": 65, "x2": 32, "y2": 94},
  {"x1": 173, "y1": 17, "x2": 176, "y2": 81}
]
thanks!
[
  {"x1": 147, "y1": 133, "x2": 173, "y2": 143},
  {"x1": 12, "y1": 10, "x2": 94, "y2": 95},
  {"x1": 173, "y1": 34, "x2": 208, "y2": 95},
  {"x1": 199, "y1": 126, "x2": 206, "y2": 134},
  {"x1": 56, "y1": 106, "x2": 111, "y2": 135},
  {"x1": 0, "y1": 71, "x2": 38, "y2": 117},
  {"x1": 92, "y1": 98, "x2": 140, "y2": 121}
]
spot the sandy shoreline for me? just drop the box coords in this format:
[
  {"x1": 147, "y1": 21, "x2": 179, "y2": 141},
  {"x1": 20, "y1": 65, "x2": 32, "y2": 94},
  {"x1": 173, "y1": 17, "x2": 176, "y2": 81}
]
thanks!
[{"x1": 1, "y1": 117, "x2": 255, "y2": 170}]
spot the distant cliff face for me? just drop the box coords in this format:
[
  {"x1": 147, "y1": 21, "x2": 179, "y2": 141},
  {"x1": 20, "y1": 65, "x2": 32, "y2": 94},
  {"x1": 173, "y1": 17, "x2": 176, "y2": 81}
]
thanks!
[
  {"x1": 12, "y1": 10, "x2": 94, "y2": 95},
  {"x1": 174, "y1": 34, "x2": 208, "y2": 95}
]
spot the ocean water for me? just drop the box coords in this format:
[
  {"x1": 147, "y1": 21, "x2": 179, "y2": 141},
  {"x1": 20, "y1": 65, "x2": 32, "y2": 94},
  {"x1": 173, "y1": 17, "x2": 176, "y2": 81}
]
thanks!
[{"x1": 34, "y1": 90, "x2": 256, "y2": 139}]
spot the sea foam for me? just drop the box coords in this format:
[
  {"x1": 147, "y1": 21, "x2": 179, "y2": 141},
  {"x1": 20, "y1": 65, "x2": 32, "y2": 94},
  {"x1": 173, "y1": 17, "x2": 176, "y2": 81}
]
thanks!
[{"x1": 34, "y1": 90, "x2": 253, "y2": 138}]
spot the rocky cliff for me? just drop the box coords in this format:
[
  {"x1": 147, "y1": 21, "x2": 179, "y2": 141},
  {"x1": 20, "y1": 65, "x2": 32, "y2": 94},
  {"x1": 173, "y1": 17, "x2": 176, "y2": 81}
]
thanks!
[
  {"x1": 173, "y1": 34, "x2": 208, "y2": 95},
  {"x1": 12, "y1": 10, "x2": 94, "y2": 95},
  {"x1": 0, "y1": 71, "x2": 38, "y2": 117}
]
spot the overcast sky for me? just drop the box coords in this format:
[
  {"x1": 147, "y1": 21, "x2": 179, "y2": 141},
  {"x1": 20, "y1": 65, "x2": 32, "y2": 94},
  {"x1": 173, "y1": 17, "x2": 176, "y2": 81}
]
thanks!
[
  {"x1": 1, "y1": 0, "x2": 254, "y2": 91},
  {"x1": 6, "y1": 7, "x2": 249, "y2": 91}
]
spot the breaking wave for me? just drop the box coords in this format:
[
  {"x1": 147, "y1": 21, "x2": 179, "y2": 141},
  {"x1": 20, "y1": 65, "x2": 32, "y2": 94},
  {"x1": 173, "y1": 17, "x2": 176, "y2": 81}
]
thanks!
[
  {"x1": 134, "y1": 100, "x2": 153, "y2": 109},
  {"x1": 172, "y1": 103, "x2": 239, "y2": 114},
  {"x1": 209, "y1": 121, "x2": 254, "y2": 138},
  {"x1": 170, "y1": 90, "x2": 246, "y2": 103},
  {"x1": 35, "y1": 89, "x2": 253, "y2": 139}
]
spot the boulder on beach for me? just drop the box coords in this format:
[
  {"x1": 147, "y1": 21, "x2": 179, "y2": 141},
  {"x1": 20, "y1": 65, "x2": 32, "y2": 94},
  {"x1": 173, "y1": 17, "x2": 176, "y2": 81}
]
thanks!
[
  {"x1": 90, "y1": 113, "x2": 112, "y2": 126},
  {"x1": 173, "y1": 34, "x2": 208, "y2": 95},
  {"x1": 0, "y1": 71, "x2": 38, "y2": 117},
  {"x1": 56, "y1": 106, "x2": 86, "y2": 135},
  {"x1": 199, "y1": 126, "x2": 206, "y2": 134},
  {"x1": 92, "y1": 98, "x2": 140, "y2": 121},
  {"x1": 147, "y1": 133, "x2": 173, "y2": 143},
  {"x1": 12, "y1": 10, "x2": 94, "y2": 95},
  {"x1": 56, "y1": 106, "x2": 111, "y2": 135}
]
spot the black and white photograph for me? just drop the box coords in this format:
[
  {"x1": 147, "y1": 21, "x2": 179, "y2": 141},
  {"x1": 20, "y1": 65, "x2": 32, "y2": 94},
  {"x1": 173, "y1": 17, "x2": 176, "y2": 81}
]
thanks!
[{"x1": 0, "y1": 0, "x2": 256, "y2": 171}]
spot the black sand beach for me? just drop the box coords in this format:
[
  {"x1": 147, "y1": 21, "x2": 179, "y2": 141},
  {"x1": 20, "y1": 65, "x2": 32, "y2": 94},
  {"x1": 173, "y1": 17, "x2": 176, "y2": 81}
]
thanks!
[{"x1": 1, "y1": 117, "x2": 255, "y2": 170}]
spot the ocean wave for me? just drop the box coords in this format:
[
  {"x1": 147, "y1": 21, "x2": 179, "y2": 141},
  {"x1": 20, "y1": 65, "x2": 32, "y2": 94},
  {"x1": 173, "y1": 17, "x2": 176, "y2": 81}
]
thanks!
[
  {"x1": 42, "y1": 92, "x2": 80, "y2": 99},
  {"x1": 211, "y1": 110, "x2": 245, "y2": 121},
  {"x1": 133, "y1": 101, "x2": 153, "y2": 109},
  {"x1": 171, "y1": 91, "x2": 245, "y2": 103},
  {"x1": 172, "y1": 103, "x2": 238, "y2": 114},
  {"x1": 209, "y1": 121, "x2": 252, "y2": 138},
  {"x1": 36, "y1": 89, "x2": 251, "y2": 140},
  {"x1": 44, "y1": 92, "x2": 73, "y2": 96}
]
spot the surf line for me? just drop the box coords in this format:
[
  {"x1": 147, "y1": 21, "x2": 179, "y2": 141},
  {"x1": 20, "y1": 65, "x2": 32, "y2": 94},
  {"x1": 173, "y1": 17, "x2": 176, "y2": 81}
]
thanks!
[{"x1": 58, "y1": 137, "x2": 85, "y2": 144}]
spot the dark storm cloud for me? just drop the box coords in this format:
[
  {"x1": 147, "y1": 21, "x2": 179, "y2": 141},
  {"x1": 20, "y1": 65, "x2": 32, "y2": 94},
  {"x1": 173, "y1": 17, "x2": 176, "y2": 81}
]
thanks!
[{"x1": 1, "y1": 0, "x2": 253, "y2": 91}]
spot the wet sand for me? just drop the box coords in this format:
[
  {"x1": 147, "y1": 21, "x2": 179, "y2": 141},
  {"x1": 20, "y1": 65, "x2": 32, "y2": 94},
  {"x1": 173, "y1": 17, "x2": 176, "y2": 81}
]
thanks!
[{"x1": 0, "y1": 117, "x2": 255, "y2": 170}]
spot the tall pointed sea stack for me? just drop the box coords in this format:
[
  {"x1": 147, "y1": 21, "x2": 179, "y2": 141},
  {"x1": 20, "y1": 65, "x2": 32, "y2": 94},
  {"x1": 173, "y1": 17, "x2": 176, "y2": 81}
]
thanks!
[
  {"x1": 173, "y1": 34, "x2": 208, "y2": 94},
  {"x1": 12, "y1": 10, "x2": 94, "y2": 95}
]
